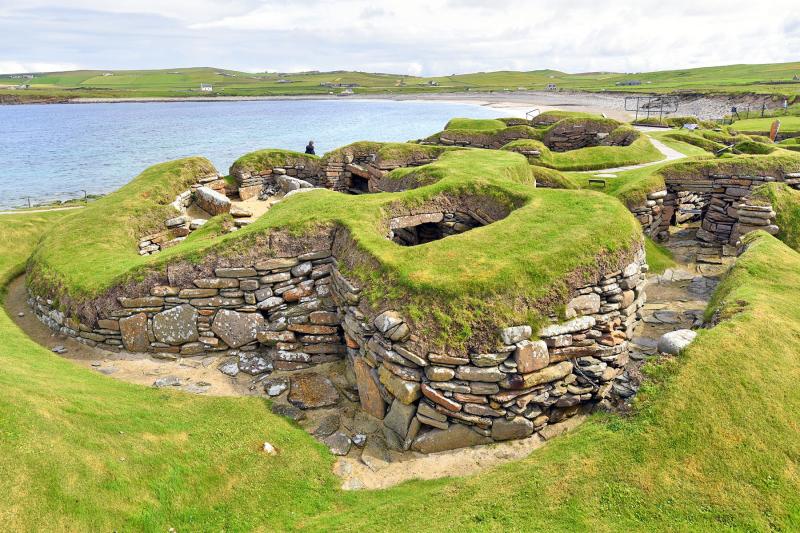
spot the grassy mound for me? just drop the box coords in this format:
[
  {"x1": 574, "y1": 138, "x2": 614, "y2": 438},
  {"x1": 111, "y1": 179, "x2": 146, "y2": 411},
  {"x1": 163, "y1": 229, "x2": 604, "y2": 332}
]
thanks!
[
  {"x1": 28, "y1": 147, "x2": 641, "y2": 348},
  {"x1": 662, "y1": 132, "x2": 727, "y2": 153},
  {"x1": 633, "y1": 116, "x2": 719, "y2": 129},
  {"x1": 573, "y1": 151, "x2": 800, "y2": 208},
  {"x1": 751, "y1": 182, "x2": 800, "y2": 251},
  {"x1": 429, "y1": 116, "x2": 660, "y2": 171},
  {"x1": 443, "y1": 117, "x2": 508, "y2": 132},
  {"x1": 9, "y1": 222, "x2": 800, "y2": 529},
  {"x1": 229, "y1": 148, "x2": 319, "y2": 177},
  {"x1": 28, "y1": 157, "x2": 218, "y2": 297},
  {"x1": 531, "y1": 110, "x2": 602, "y2": 126},
  {"x1": 502, "y1": 132, "x2": 662, "y2": 171}
]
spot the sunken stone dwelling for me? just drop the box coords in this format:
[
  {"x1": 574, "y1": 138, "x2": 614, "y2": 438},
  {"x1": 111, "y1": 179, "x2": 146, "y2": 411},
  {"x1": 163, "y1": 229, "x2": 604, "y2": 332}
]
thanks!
[{"x1": 29, "y1": 124, "x2": 655, "y2": 453}]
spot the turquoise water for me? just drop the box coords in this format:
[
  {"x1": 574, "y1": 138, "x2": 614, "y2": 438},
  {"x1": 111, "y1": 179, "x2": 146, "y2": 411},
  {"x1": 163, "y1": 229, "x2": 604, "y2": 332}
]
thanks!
[{"x1": 0, "y1": 99, "x2": 505, "y2": 209}]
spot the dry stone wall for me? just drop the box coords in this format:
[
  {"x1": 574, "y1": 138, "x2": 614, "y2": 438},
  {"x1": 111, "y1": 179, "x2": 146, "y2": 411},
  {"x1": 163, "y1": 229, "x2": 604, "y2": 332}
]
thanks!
[
  {"x1": 632, "y1": 172, "x2": 800, "y2": 253},
  {"x1": 137, "y1": 173, "x2": 236, "y2": 256},
  {"x1": 30, "y1": 223, "x2": 647, "y2": 452},
  {"x1": 233, "y1": 164, "x2": 319, "y2": 201},
  {"x1": 32, "y1": 233, "x2": 344, "y2": 371},
  {"x1": 336, "y1": 248, "x2": 647, "y2": 452}
]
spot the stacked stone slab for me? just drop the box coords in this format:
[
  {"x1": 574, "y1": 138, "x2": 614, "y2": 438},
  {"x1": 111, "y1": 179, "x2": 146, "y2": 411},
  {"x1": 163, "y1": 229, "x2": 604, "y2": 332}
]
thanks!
[
  {"x1": 137, "y1": 173, "x2": 229, "y2": 256},
  {"x1": 334, "y1": 248, "x2": 647, "y2": 453},
  {"x1": 630, "y1": 189, "x2": 668, "y2": 240},
  {"x1": 232, "y1": 164, "x2": 319, "y2": 201},
  {"x1": 542, "y1": 121, "x2": 630, "y2": 152},
  {"x1": 319, "y1": 153, "x2": 437, "y2": 193},
  {"x1": 31, "y1": 242, "x2": 345, "y2": 372},
  {"x1": 632, "y1": 172, "x2": 800, "y2": 253},
  {"x1": 194, "y1": 186, "x2": 231, "y2": 216}
]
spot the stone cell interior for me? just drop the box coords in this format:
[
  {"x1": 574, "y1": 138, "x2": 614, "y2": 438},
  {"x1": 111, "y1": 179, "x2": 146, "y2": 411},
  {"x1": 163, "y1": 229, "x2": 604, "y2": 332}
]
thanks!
[{"x1": 389, "y1": 211, "x2": 485, "y2": 246}]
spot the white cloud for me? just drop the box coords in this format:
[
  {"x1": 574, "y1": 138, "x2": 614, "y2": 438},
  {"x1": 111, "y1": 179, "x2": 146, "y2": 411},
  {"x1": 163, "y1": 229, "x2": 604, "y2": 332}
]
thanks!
[
  {"x1": 0, "y1": 0, "x2": 798, "y2": 75},
  {"x1": 0, "y1": 60, "x2": 81, "y2": 74}
]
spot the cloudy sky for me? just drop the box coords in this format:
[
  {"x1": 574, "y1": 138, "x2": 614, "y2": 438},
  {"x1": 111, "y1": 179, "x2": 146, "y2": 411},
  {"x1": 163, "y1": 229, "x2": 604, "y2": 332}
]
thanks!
[{"x1": 1, "y1": 0, "x2": 798, "y2": 75}]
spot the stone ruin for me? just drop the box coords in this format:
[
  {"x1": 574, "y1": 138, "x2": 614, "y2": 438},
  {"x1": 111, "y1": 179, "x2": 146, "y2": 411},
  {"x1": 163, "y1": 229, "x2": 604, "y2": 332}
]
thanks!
[
  {"x1": 30, "y1": 144, "x2": 650, "y2": 454},
  {"x1": 632, "y1": 172, "x2": 800, "y2": 260}
]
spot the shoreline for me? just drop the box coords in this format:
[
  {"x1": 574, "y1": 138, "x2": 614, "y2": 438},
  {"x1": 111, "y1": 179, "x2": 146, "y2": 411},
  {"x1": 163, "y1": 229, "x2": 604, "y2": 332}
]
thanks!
[
  {"x1": 3, "y1": 90, "x2": 647, "y2": 120},
  {"x1": 3, "y1": 89, "x2": 775, "y2": 121}
]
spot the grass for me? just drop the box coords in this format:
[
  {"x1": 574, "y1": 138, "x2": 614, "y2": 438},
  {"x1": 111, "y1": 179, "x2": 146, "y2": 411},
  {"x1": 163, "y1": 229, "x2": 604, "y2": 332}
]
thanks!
[
  {"x1": 568, "y1": 151, "x2": 800, "y2": 208},
  {"x1": 660, "y1": 132, "x2": 726, "y2": 153},
  {"x1": 9, "y1": 222, "x2": 800, "y2": 529},
  {"x1": 28, "y1": 147, "x2": 642, "y2": 349},
  {"x1": 751, "y1": 182, "x2": 800, "y2": 251},
  {"x1": 28, "y1": 156, "x2": 218, "y2": 299},
  {"x1": 5, "y1": 62, "x2": 800, "y2": 102},
  {"x1": 0, "y1": 212, "x2": 342, "y2": 531},
  {"x1": 732, "y1": 116, "x2": 800, "y2": 134},
  {"x1": 444, "y1": 117, "x2": 508, "y2": 132},
  {"x1": 230, "y1": 148, "x2": 319, "y2": 176},
  {"x1": 651, "y1": 133, "x2": 712, "y2": 157},
  {"x1": 502, "y1": 134, "x2": 663, "y2": 171},
  {"x1": 302, "y1": 231, "x2": 800, "y2": 531},
  {"x1": 0, "y1": 211, "x2": 71, "y2": 297},
  {"x1": 431, "y1": 116, "x2": 662, "y2": 171},
  {"x1": 644, "y1": 237, "x2": 675, "y2": 274}
]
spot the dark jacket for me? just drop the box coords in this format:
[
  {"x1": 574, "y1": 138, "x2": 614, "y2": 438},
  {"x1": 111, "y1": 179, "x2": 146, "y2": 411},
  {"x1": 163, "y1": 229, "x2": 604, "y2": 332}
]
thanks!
[{"x1": 305, "y1": 144, "x2": 315, "y2": 155}]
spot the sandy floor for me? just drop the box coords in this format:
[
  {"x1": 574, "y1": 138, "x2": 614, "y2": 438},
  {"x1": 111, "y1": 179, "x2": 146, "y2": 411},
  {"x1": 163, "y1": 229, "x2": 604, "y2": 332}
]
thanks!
[{"x1": 334, "y1": 415, "x2": 586, "y2": 490}]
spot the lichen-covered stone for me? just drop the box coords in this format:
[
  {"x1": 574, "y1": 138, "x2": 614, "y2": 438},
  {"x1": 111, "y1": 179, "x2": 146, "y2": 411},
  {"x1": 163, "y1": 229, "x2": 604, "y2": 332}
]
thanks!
[
  {"x1": 540, "y1": 316, "x2": 596, "y2": 337},
  {"x1": 353, "y1": 357, "x2": 386, "y2": 419},
  {"x1": 500, "y1": 325, "x2": 531, "y2": 345},
  {"x1": 491, "y1": 416, "x2": 535, "y2": 440},
  {"x1": 378, "y1": 365, "x2": 421, "y2": 404},
  {"x1": 383, "y1": 399, "x2": 417, "y2": 439},
  {"x1": 514, "y1": 339, "x2": 549, "y2": 373},
  {"x1": 152, "y1": 304, "x2": 198, "y2": 345},
  {"x1": 501, "y1": 361, "x2": 574, "y2": 389},
  {"x1": 211, "y1": 309, "x2": 264, "y2": 348}
]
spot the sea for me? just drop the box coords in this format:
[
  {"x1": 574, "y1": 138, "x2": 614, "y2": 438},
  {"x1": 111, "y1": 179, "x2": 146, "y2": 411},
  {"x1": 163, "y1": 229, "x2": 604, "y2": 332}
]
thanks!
[{"x1": 0, "y1": 99, "x2": 509, "y2": 209}]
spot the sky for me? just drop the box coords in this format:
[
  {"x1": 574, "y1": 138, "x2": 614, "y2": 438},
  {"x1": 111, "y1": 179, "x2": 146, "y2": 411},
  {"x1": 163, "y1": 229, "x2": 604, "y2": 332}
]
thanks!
[{"x1": 1, "y1": 0, "x2": 798, "y2": 75}]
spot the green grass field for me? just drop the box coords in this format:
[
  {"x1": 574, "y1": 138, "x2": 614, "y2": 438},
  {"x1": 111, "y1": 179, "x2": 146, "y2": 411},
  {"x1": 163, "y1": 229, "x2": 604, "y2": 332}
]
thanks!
[
  {"x1": 3, "y1": 62, "x2": 800, "y2": 102},
  {"x1": 732, "y1": 116, "x2": 800, "y2": 134}
]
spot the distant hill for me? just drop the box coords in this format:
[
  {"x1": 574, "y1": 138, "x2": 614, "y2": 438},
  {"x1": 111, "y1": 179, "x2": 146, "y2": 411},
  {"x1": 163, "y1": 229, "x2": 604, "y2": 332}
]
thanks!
[{"x1": 2, "y1": 62, "x2": 799, "y2": 103}]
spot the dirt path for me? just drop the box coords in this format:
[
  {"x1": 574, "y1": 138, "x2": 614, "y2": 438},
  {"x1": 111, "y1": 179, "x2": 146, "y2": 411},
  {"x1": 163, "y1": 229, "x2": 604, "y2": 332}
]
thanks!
[
  {"x1": 625, "y1": 224, "x2": 731, "y2": 389},
  {"x1": 578, "y1": 127, "x2": 687, "y2": 176}
]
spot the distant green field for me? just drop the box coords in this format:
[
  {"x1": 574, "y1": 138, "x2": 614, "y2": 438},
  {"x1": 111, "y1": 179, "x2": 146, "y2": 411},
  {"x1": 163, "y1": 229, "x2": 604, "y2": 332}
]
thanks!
[
  {"x1": 732, "y1": 116, "x2": 800, "y2": 133},
  {"x1": 2, "y1": 62, "x2": 800, "y2": 102}
]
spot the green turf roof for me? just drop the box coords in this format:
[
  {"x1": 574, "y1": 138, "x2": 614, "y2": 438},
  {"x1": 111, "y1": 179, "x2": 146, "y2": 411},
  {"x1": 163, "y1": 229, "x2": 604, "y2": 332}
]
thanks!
[{"x1": 28, "y1": 144, "x2": 642, "y2": 348}]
